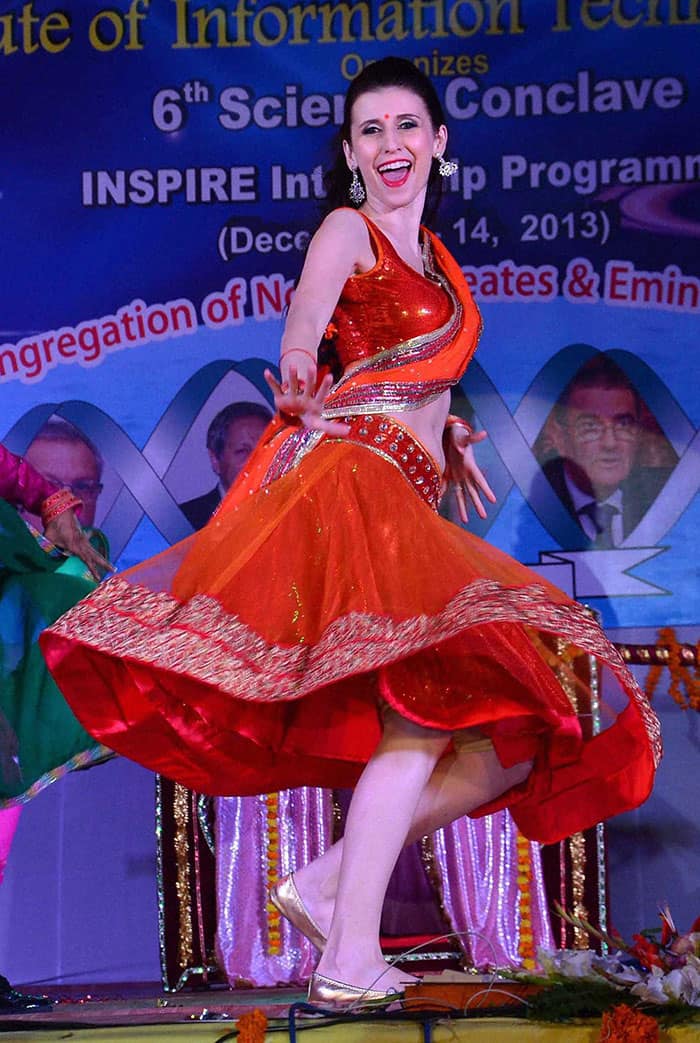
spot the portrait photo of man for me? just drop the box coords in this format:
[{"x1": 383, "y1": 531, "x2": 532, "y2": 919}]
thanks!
[
  {"x1": 22, "y1": 419, "x2": 105, "y2": 530},
  {"x1": 178, "y1": 401, "x2": 272, "y2": 530},
  {"x1": 538, "y1": 355, "x2": 674, "y2": 548}
]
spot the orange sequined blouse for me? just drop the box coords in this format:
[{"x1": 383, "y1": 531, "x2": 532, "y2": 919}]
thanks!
[{"x1": 331, "y1": 218, "x2": 452, "y2": 370}]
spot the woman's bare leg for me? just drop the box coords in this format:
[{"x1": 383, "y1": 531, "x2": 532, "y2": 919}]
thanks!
[
  {"x1": 312, "y1": 710, "x2": 450, "y2": 992},
  {"x1": 294, "y1": 737, "x2": 532, "y2": 955}
]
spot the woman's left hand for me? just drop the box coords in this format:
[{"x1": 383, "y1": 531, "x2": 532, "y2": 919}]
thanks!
[
  {"x1": 444, "y1": 425, "x2": 497, "y2": 523},
  {"x1": 44, "y1": 509, "x2": 114, "y2": 581}
]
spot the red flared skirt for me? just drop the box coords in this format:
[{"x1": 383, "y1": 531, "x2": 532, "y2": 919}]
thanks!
[{"x1": 41, "y1": 437, "x2": 660, "y2": 843}]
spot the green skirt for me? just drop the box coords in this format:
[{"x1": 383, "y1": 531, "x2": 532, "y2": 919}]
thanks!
[{"x1": 0, "y1": 499, "x2": 112, "y2": 806}]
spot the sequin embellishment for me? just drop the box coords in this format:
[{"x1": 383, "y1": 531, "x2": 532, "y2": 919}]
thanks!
[{"x1": 330, "y1": 415, "x2": 442, "y2": 511}]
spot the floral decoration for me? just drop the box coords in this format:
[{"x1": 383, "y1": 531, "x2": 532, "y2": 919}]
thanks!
[
  {"x1": 237, "y1": 1008, "x2": 268, "y2": 1043},
  {"x1": 516, "y1": 830, "x2": 536, "y2": 969},
  {"x1": 265, "y1": 792, "x2": 281, "y2": 956},
  {"x1": 599, "y1": 1004, "x2": 659, "y2": 1042},
  {"x1": 644, "y1": 626, "x2": 700, "y2": 711},
  {"x1": 501, "y1": 904, "x2": 700, "y2": 1032}
]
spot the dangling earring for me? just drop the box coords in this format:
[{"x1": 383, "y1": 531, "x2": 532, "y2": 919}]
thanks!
[
  {"x1": 349, "y1": 168, "x2": 365, "y2": 205},
  {"x1": 437, "y1": 154, "x2": 458, "y2": 177}
]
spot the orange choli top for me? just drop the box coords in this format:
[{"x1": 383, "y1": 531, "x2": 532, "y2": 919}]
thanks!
[
  {"x1": 321, "y1": 211, "x2": 482, "y2": 422},
  {"x1": 331, "y1": 218, "x2": 453, "y2": 368},
  {"x1": 217, "y1": 211, "x2": 482, "y2": 510}
]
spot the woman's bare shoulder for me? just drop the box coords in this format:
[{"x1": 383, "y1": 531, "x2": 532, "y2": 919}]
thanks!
[
  {"x1": 305, "y1": 208, "x2": 373, "y2": 275},
  {"x1": 315, "y1": 207, "x2": 370, "y2": 241}
]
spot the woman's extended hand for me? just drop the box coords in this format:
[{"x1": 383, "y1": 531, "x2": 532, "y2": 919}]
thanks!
[
  {"x1": 44, "y1": 509, "x2": 114, "y2": 581},
  {"x1": 444, "y1": 425, "x2": 497, "y2": 523},
  {"x1": 264, "y1": 365, "x2": 351, "y2": 437},
  {"x1": 279, "y1": 346, "x2": 318, "y2": 393}
]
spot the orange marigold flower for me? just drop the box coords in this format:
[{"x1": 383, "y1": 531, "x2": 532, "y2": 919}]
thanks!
[
  {"x1": 237, "y1": 1008, "x2": 268, "y2": 1043},
  {"x1": 599, "y1": 1004, "x2": 659, "y2": 1043}
]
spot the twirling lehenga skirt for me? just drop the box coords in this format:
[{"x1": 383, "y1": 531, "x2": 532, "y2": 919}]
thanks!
[{"x1": 41, "y1": 428, "x2": 660, "y2": 843}]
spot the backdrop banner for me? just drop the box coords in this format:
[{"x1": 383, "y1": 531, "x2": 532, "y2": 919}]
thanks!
[
  {"x1": 3, "y1": 1, "x2": 697, "y2": 641},
  {"x1": 2, "y1": 0, "x2": 699, "y2": 956}
]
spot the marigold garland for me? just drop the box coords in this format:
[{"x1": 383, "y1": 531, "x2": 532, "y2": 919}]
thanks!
[
  {"x1": 264, "y1": 792, "x2": 282, "y2": 955},
  {"x1": 516, "y1": 831, "x2": 536, "y2": 969},
  {"x1": 237, "y1": 1008, "x2": 268, "y2": 1043},
  {"x1": 599, "y1": 1003, "x2": 659, "y2": 1043},
  {"x1": 643, "y1": 627, "x2": 700, "y2": 712}
]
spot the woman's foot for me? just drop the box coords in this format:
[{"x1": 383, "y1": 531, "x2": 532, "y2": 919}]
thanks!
[
  {"x1": 270, "y1": 874, "x2": 420, "y2": 989},
  {"x1": 269, "y1": 874, "x2": 327, "y2": 951},
  {"x1": 281, "y1": 866, "x2": 335, "y2": 943},
  {"x1": 307, "y1": 970, "x2": 404, "y2": 1011},
  {"x1": 314, "y1": 954, "x2": 415, "y2": 997}
]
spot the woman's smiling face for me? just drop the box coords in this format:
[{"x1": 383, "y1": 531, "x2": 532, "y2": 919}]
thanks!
[{"x1": 343, "y1": 86, "x2": 447, "y2": 211}]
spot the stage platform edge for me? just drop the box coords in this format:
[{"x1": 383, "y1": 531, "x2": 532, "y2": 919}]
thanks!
[{"x1": 1, "y1": 1017, "x2": 700, "y2": 1042}]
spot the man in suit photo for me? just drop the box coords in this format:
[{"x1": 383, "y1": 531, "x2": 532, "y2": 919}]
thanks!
[
  {"x1": 542, "y1": 356, "x2": 671, "y2": 548},
  {"x1": 179, "y1": 401, "x2": 272, "y2": 530}
]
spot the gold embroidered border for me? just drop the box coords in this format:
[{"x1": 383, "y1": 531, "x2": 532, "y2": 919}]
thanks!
[
  {"x1": 47, "y1": 576, "x2": 661, "y2": 765},
  {"x1": 324, "y1": 378, "x2": 455, "y2": 417},
  {"x1": 569, "y1": 831, "x2": 589, "y2": 950},
  {"x1": 172, "y1": 783, "x2": 194, "y2": 970}
]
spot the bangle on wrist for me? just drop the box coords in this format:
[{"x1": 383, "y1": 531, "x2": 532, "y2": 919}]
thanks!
[
  {"x1": 281, "y1": 347, "x2": 317, "y2": 365},
  {"x1": 40, "y1": 488, "x2": 82, "y2": 528},
  {"x1": 445, "y1": 415, "x2": 473, "y2": 435}
]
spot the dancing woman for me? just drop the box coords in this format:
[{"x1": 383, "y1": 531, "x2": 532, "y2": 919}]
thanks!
[{"x1": 42, "y1": 58, "x2": 660, "y2": 1008}]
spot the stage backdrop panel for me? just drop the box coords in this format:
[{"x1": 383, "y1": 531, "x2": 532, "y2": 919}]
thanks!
[{"x1": 1, "y1": 1, "x2": 698, "y2": 982}]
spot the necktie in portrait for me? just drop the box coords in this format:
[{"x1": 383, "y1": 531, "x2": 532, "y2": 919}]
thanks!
[{"x1": 578, "y1": 501, "x2": 620, "y2": 549}]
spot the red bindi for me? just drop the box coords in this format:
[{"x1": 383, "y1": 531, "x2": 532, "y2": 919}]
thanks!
[{"x1": 384, "y1": 113, "x2": 389, "y2": 119}]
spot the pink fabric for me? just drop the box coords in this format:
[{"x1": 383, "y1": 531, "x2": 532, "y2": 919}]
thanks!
[
  {"x1": 215, "y1": 789, "x2": 332, "y2": 987},
  {"x1": 0, "y1": 805, "x2": 21, "y2": 885},
  {"x1": 0, "y1": 443, "x2": 58, "y2": 515},
  {"x1": 215, "y1": 788, "x2": 552, "y2": 985},
  {"x1": 433, "y1": 810, "x2": 553, "y2": 967}
]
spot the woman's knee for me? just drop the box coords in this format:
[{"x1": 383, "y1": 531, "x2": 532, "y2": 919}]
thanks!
[
  {"x1": 505, "y1": 757, "x2": 533, "y2": 787},
  {"x1": 380, "y1": 706, "x2": 450, "y2": 752}
]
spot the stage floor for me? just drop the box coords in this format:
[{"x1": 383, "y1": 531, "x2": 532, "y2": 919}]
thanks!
[{"x1": 2, "y1": 981, "x2": 700, "y2": 1041}]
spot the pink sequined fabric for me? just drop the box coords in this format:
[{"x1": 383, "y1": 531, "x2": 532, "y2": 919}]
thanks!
[
  {"x1": 215, "y1": 789, "x2": 332, "y2": 987},
  {"x1": 214, "y1": 787, "x2": 553, "y2": 985}
]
